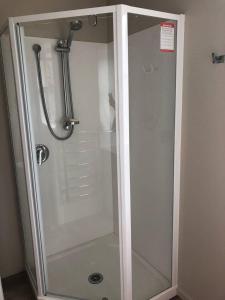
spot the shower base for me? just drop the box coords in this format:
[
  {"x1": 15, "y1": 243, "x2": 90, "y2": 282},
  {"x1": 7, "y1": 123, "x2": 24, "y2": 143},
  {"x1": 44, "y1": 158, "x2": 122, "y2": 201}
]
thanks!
[{"x1": 47, "y1": 234, "x2": 170, "y2": 300}]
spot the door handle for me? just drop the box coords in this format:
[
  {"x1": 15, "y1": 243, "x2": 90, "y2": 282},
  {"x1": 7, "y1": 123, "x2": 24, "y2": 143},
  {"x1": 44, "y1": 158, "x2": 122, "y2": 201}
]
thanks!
[{"x1": 36, "y1": 144, "x2": 49, "y2": 166}]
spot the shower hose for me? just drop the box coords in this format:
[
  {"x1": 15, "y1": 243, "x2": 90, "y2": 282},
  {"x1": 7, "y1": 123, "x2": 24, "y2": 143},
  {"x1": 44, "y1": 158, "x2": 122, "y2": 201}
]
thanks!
[{"x1": 33, "y1": 43, "x2": 74, "y2": 140}]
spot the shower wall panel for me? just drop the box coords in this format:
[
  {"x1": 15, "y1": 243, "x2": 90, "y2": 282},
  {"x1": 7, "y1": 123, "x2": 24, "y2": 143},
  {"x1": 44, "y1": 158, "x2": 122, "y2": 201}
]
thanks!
[{"x1": 23, "y1": 36, "x2": 115, "y2": 256}]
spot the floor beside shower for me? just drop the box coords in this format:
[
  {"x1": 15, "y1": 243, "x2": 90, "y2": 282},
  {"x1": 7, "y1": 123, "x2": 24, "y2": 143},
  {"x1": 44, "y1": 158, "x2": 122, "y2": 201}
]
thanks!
[{"x1": 47, "y1": 234, "x2": 170, "y2": 300}]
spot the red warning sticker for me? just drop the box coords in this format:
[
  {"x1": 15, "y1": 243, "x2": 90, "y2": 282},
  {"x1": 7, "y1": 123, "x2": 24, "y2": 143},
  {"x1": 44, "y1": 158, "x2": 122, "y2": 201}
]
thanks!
[{"x1": 160, "y1": 22, "x2": 175, "y2": 52}]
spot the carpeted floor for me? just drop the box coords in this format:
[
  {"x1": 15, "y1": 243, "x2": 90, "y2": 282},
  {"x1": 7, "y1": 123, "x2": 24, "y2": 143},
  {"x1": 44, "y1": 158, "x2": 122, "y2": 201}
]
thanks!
[{"x1": 2, "y1": 272, "x2": 182, "y2": 300}]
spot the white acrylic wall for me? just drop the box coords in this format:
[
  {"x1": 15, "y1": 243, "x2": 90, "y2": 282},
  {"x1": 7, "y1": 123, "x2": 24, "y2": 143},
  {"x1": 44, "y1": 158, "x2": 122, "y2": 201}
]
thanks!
[
  {"x1": 128, "y1": 24, "x2": 176, "y2": 281},
  {"x1": 23, "y1": 36, "x2": 115, "y2": 256}
]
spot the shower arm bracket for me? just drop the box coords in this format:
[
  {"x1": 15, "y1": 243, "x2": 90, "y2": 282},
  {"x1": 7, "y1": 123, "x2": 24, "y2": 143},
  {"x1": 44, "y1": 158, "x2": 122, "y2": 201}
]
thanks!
[{"x1": 212, "y1": 52, "x2": 225, "y2": 64}]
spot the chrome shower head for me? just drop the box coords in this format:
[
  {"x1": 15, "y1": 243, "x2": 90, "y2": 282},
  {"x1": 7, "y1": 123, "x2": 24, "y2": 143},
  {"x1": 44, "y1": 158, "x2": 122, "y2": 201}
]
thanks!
[
  {"x1": 33, "y1": 44, "x2": 42, "y2": 59},
  {"x1": 70, "y1": 20, "x2": 82, "y2": 31},
  {"x1": 33, "y1": 44, "x2": 41, "y2": 54},
  {"x1": 65, "y1": 20, "x2": 82, "y2": 48}
]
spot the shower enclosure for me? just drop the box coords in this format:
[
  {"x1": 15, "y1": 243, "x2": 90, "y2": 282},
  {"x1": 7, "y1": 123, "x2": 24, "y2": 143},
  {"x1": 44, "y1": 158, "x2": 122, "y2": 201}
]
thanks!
[{"x1": 0, "y1": 4, "x2": 184, "y2": 300}]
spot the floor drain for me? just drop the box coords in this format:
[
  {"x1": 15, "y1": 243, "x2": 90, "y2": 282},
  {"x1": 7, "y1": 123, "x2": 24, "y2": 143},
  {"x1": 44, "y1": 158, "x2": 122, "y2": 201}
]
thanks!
[{"x1": 88, "y1": 272, "x2": 103, "y2": 284}]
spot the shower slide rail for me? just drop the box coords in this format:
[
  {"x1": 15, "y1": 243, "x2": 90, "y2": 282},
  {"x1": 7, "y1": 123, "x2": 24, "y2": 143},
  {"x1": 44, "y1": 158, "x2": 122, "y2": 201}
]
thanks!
[{"x1": 33, "y1": 23, "x2": 81, "y2": 141}]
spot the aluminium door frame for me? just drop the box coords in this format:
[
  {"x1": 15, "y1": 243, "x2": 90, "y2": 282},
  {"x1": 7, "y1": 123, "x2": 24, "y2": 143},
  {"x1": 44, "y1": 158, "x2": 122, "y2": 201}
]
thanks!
[{"x1": 8, "y1": 4, "x2": 184, "y2": 300}]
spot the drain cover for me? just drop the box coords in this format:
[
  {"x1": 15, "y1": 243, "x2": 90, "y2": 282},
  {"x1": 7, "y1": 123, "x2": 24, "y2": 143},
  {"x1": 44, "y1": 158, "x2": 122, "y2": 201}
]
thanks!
[{"x1": 88, "y1": 272, "x2": 103, "y2": 284}]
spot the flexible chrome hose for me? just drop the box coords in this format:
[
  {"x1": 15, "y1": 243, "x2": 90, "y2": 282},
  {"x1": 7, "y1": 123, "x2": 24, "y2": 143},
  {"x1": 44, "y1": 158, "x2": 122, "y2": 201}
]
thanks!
[{"x1": 33, "y1": 44, "x2": 74, "y2": 141}]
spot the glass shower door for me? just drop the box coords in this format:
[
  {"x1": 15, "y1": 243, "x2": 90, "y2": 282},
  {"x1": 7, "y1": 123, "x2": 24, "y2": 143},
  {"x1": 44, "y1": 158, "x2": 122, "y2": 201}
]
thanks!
[
  {"x1": 115, "y1": 5, "x2": 184, "y2": 300},
  {"x1": 128, "y1": 13, "x2": 177, "y2": 299},
  {"x1": 0, "y1": 27, "x2": 37, "y2": 289},
  {"x1": 126, "y1": 7, "x2": 183, "y2": 300},
  {"x1": 14, "y1": 8, "x2": 122, "y2": 300}
]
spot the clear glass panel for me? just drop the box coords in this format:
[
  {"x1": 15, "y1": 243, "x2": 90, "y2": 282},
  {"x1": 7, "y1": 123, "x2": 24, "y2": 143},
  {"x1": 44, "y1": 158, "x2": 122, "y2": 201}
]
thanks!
[
  {"x1": 21, "y1": 12, "x2": 120, "y2": 299},
  {"x1": 0, "y1": 29, "x2": 37, "y2": 285},
  {"x1": 128, "y1": 14, "x2": 177, "y2": 299}
]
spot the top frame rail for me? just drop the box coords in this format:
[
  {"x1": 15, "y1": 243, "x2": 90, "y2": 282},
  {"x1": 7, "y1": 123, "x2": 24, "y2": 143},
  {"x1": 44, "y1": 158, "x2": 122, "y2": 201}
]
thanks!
[{"x1": 9, "y1": 4, "x2": 180, "y2": 26}]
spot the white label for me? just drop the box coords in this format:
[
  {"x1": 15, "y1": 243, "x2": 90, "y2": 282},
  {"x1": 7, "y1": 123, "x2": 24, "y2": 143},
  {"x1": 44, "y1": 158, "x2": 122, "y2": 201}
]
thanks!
[{"x1": 160, "y1": 22, "x2": 175, "y2": 52}]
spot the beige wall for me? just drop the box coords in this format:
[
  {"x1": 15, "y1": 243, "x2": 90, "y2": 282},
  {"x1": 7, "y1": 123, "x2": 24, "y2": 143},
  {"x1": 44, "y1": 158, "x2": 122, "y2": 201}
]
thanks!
[
  {"x1": 0, "y1": 0, "x2": 107, "y2": 278},
  {"x1": 0, "y1": 70, "x2": 24, "y2": 278},
  {"x1": 108, "y1": 1, "x2": 225, "y2": 299}
]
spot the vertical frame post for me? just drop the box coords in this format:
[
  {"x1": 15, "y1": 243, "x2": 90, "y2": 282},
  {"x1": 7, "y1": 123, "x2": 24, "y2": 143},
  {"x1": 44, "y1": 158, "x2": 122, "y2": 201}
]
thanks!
[
  {"x1": 172, "y1": 14, "x2": 185, "y2": 287},
  {"x1": 116, "y1": 5, "x2": 132, "y2": 300},
  {"x1": 8, "y1": 19, "x2": 45, "y2": 296}
]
